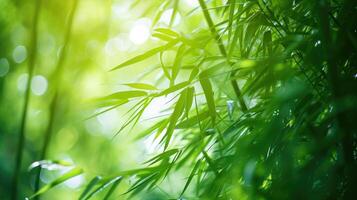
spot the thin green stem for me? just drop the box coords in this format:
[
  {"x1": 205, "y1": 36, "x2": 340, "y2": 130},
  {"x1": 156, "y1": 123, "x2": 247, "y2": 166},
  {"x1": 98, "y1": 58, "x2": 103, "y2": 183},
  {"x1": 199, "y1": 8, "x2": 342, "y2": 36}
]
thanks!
[
  {"x1": 33, "y1": 0, "x2": 79, "y2": 198},
  {"x1": 11, "y1": 0, "x2": 42, "y2": 199}
]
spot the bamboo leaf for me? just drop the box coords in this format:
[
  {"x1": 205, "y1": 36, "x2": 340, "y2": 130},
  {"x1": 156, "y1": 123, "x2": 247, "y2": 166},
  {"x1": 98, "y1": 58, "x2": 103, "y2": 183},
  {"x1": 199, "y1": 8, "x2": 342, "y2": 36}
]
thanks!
[
  {"x1": 199, "y1": 76, "x2": 216, "y2": 122},
  {"x1": 124, "y1": 83, "x2": 158, "y2": 90},
  {"x1": 28, "y1": 167, "x2": 83, "y2": 199},
  {"x1": 154, "y1": 28, "x2": 180, "y2": 38},
  {"x1": 176, "y1": 110, "x2": 210, "y2": 129},
  {"x1": 199, "y1": 61, "x2": 226, "y2": 78},
  {"x1": 110, "y1": 41, "x2": 178, "y2": 71},
  {"x1": 161, "y1": 89, "x2": 187, "y2": 149},
  {"x1": 156, "y1": 81, "x2": 189, "y2": 96},
  {"x1": 180, "y1": 159, "x2": 202, "y2": 196},
  {"x1": 169, "y1": 0, "x2": 179, "y2": 27},
  {"x1": 144, "y1": 149, "x2": 179, "y2": 165},
  {"x1": 82, "y1": 176, "x2": 122, "y2": 200},
  {"x1": 189, "y1": 67, "x2": 199, "y2": 82},
  {"x1": 171, "y1": 43, "x2": 186, "y2": 85},
  {"x1": 152, "y1": 1, "x2": 170, "y2": 27},
  {"x1": 263, "y1": 30, "x2": 272, "y2": 55},
  {"x1": 79, "y1": 176, "x2": 102, "y2": 200},
  {"x1": 135, "y1": 120, "x2": 168, "y2": 139},
  {"x1": 227, "y1": 0, "x2": 236, "y2": 45},
  {"x1": 103, "y1": 91, "x2": 147, "y2": 100},
  {"x1": 152, "y1": 33, "x2": 174, "y2": 42},
  {"x1": 103, "y1": 177, "x2": 122, "y2": 200},
  {"x1": 185, "y1": 87, "x2": 195, "y2": 117}
]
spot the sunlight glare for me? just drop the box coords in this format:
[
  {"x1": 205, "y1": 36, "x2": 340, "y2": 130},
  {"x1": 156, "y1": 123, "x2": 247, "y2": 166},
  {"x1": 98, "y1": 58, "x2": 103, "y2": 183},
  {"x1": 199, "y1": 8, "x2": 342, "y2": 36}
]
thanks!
[
  {"x1": 142, "y1": 96, "x2": 172, "y2": 119},
  {"x1": 105, "y1": 35, "x2": 131, "y2": 55},
  {"x1": 184, "y1": 0, "x2": 199, "y2": 7},
  {"x1": 65, "y1": 174, "x2": 84, "y2": 189},
  {"x1": 129, "y1": 18, "x2": 151, "y2": 45},
  {"x1": 160, "y1": 9, "x2": 181, "y2": 26}
]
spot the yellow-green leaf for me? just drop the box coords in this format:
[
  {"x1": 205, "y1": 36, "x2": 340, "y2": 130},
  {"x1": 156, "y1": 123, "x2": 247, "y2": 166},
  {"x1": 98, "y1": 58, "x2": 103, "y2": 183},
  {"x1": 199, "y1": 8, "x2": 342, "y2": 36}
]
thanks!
[
  {"x1": 124, "y1": 83, "x2": 158, "y2": 90},
  {"x1": 199, "y1": 76, "x2": 216, "y2": 122}
]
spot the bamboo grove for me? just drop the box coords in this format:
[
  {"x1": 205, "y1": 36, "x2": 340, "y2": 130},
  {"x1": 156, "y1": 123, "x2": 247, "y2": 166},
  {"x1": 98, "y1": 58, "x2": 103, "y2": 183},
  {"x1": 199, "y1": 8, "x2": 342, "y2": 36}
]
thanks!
[{"x1": 0, "y1": 0, "x2": 356, "y2": 199}]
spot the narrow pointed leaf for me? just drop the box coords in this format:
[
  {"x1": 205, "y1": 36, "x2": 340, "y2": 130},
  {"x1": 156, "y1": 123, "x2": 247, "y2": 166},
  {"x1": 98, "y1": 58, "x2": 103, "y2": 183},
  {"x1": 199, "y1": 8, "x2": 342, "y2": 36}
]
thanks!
[
  {"x1": 79, "y1": 176, "x2": 102, "y2": 200},
  {"x1": 199, "y1": 76, "x2": 216, "y2": 121},
  {"x1": 154, "y1": 28, "x2": 180, "y2": 38},
  {"x1": 157, "y1": 81, "x2": 189, "y2": 96},
  {"x1": 171, "y1": 44, "x2": 186, "y2": 85},
  {"x1": 162, "y1": 90, "x2": 187, "y2": 149},
  {"x1": 110, "y1": 41, "x2": 178, "y2": 71},
  {"x1": 83, "y1": 176, "x2": 122, "y2": 200},
  {"x1": 103, "y1": 177, "x2": 122, "y2": 200},
  {"x1": 124, "y1": 83, "x2": 158, "y2": 90},
  {"x1": 185, "y1": 87, "x2": 195, "y2": 117},
  {"x1": 181, "y1": 159, "x2": 202, "y2": 196},
  {"x1": 103, "y1": 91, "x2": 147, "y2": 100},
  {"x1": 28, "y1": 167, "x2": 83, "y2": 199}
]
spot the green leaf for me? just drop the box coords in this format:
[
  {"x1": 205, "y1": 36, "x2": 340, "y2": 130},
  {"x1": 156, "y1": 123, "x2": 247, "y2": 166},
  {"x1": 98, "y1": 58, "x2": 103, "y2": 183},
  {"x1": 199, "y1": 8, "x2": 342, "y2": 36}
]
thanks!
[
  {"x1": 154, "y1": 28, "x2": 180, "y2": 38},
  {"x1": 227, "y1": 0, "x2": 236, "y2": 44},
  {"x1": 110, "y1": 41, "x2": 178, "y2": 71},
  {"x1": 135, "y1": 120, "x2": 168, "y2": 139},
  {"x1": 103, "y1": 177, "x2": 122, "y2": 200},
  {"x1": 199, "y1": 76, "x2": 216, "y2": 122},
  {"x1": 144, "y1": 149, "x2": 179, "y2": 165},
  {"x1": 124, "y1": 83, "x2": 158, "y2": 90},
  {"x1": 185, "y1": 87, "x2": 195, "y2": 117},
  {"x1": 28, "y1": 167, "x2": 83, "y2": 199},
  {"x1": 95, "y1": 99, "x2": 129, "y2": 108},
  {"x1": 263, "y1": 30, "x2": 272, "y2": 55},
  {"x1": 189, "y1": 67, "x2": 199, "y2": 82},
  {"x1": 103, "y1": 91, "x2": 147, "y2": 100},
  {"x1": 176, "y1": 110, "x2": 210, "y2": 129},
  {"x1": 152, "y1": 32, "x2": 175, "y2": 42},
  {"x1": 156, "y1": 81, "x2": 189, "y2": 96},
  {"x1": 199, "y1": 61, "x2": 226, "y2": 78},
  {"x1": 171, "y1": 44, "x2": 186, "y2": 85},
  {"x1": 82, "y1": 176, "x2": 122, "y2": 200},
  {"x1": 169, "y1": 0, "x2": 179, "y2": 27},
  {"x1": 116, "y1": 166, "x2": 157, "y2": 177},
  {"x1": 87, "y1": 100, "x2": 129, "y2": 120},
  {"x1": 126, "y1": 173, "x2": 159, "y2": 195},
  {"x1": 180, "y1": 159, "x2": 202, "y2": 196},
  {"x1": 79, "y1": 176, "x2": 102, "y2": 200},
  {"x1": 152, "y1": 1, "x2": 170, "y2": 27},
  {"x1": 161, "y1": 89, "x2": 187, "y2": 149}
]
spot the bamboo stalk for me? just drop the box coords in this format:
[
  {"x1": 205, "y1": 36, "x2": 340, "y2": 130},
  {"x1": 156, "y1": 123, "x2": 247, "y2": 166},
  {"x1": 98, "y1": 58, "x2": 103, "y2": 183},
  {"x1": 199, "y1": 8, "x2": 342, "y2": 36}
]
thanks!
[
  {"x1": 11, "y1": 0, "x2": 42, "y2": 199},
  {"x1": 33, "y1": 0, "x2": 79, "y2": 198}
]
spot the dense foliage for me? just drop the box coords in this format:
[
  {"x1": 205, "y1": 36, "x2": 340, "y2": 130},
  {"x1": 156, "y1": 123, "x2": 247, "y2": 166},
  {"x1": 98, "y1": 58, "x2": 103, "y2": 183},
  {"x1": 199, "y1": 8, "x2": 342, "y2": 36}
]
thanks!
[{"x1": 0, "y1": 0, "x2": 356, "y2": 199}]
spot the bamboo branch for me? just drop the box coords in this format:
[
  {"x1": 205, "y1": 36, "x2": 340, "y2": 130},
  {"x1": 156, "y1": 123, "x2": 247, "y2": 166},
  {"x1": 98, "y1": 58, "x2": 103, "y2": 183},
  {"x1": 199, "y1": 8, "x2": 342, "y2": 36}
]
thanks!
[{"x1": 198, "y1": 0, "x2": 248, "y2": 112}]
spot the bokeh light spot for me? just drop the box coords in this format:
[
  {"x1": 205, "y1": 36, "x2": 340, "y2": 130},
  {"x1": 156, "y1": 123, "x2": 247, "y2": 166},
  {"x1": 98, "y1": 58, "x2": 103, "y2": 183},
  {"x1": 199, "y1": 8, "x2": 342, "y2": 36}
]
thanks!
[
  {"x1": 17, "y1": 73, "x2": 28, "y2": 92},
  {"x1": 0, "y1": 58, "x2": 10, "y2": 77},
  {"x1": 12, "y1": 45, "x2": 27, "y2": 63},
  {"x1": 184, "y1": 0, "x2": 199, "y2": 7},
  {"x1": 31, "y1": 75, "x2": 48, "y2": 96}
]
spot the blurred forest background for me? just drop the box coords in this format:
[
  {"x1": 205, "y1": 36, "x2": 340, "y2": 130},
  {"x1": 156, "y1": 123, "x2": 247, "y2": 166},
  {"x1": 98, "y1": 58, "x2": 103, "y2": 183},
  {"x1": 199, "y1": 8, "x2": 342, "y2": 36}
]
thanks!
[{"x1": 0, "y1": 0, "x2": 356, "y2": 199}]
